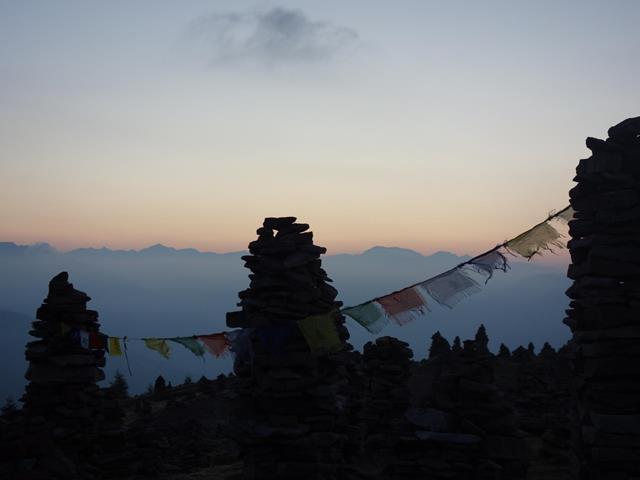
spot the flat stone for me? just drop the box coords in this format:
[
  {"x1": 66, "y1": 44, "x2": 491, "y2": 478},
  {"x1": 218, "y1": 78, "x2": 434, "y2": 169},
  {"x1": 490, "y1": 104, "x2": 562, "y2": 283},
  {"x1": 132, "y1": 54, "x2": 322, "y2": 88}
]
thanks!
[
  {"x1": 608, "y1": 116, "x2": 640, "y2": 140},
  {"x1": 405, "y1": 407, "x2": 451, "y2": 432},
  {"x1": 415, "y1": 431, "x2": 481, "y2": 444},
  {"x1": 590, "y1": 413, "x2": 640, "y2": 436},
  {"x1": 263, "y1": 217, "x2": 296, "y2": 230}
]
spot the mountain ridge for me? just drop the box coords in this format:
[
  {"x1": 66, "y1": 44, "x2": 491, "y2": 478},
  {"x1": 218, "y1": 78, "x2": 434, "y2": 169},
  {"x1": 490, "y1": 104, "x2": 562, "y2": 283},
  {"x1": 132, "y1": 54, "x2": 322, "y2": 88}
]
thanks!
[{"x1": 0, "y1": 241, "x2": 465, "y2": 259}]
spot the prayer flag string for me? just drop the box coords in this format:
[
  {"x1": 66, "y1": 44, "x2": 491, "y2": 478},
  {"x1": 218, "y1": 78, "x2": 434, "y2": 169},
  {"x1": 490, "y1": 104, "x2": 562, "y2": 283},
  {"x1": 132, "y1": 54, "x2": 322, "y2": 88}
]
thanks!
[
  {"x1": 94, "y1": 205, "x2": 573, "y2": 363},
  {"x1": 342, "y1": 205, "x2": 573, "y2": 329}
]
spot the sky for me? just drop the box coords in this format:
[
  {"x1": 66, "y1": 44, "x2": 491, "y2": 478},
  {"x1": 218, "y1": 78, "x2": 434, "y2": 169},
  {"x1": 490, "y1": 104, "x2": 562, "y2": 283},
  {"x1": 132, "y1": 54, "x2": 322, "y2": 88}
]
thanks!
[{"x1": 1, "y1": 0, "x2": 638, "y2": 255}]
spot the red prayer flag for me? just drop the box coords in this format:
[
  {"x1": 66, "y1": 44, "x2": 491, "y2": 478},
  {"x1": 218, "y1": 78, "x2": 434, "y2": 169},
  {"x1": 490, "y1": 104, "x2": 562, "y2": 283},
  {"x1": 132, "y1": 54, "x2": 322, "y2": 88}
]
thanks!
[
  {"x1": 89, "y1": 331, "x2": 105, "y2": 350},
  {"x1": 377, "y1": 287, "x2": 427, "y2": 325},
  {"x1": 198, "y1": 333, "x2": 230, "y2": 358}
]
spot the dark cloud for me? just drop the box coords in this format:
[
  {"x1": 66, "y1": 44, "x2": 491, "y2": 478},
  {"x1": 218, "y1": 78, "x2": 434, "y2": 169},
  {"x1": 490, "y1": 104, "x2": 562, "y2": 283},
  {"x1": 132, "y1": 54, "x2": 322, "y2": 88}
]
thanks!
[{"x1": 189, "y1": 7, "x2": 359, "y2": 65}]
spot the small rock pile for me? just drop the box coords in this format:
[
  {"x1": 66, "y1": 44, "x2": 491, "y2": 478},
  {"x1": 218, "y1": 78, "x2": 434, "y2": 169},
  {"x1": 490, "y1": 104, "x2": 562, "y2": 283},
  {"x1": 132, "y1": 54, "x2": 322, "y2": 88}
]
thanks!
[
  {"x1": 226, "y1": 217, "x2": 352, "y2": 480},
  {"x1": 566, "y1": 116, "x2": 640, "y2": 478},
  {"x1": 23, "y1": 271, "x2": 106, "y2": 429},
  {"x1": 412, "y1": 329, "x2": 528, "y2": 479},
  {"x1": 361, "y1": 337, "x2": 413, "y2": 451}
]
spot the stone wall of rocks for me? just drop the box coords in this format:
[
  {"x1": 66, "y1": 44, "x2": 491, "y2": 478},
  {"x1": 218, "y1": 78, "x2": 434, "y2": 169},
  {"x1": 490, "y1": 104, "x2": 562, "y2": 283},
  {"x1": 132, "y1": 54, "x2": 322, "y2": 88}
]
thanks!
[
  {"x1": 565, "y1": 116, "x2": 640, "y2": 479},
  {"x1": 226, "y1": 217, "x2": 354, "y2": 480}
]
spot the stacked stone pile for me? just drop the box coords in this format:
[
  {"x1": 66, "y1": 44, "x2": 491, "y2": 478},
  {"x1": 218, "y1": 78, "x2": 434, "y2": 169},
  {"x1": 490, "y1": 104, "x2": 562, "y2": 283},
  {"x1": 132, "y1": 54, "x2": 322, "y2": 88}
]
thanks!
[
  {"x1": 23, "y1": 271, "x2": 106, "y2": 428},
  {"x1": 412, "y1": 329, "x2": 528, "y2": 479},
  {"x1": 1, "y1": 272, "x2": 118, "y2": 479},
  {"x1": 362, "y1": 337, "x2": 413, "y2": 445},
  {"x1": 495, "y1": 344, "x2": 572, "y2": 478},
  {"x1": 363, "y1": 336, "x2": 481, "y2": 480},
  {"x1": 226, "y1": 217, "x2": 353, "y2": 480},
  {"x1": 565, "y1": 116, "x2": 640, "y2": 478}
]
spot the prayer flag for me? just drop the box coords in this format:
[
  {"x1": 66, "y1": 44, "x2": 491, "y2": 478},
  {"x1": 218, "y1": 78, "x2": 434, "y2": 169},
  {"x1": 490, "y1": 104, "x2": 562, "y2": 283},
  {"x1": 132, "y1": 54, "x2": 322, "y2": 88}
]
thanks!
[
  {"x1": 79, "y1": 330, "x2": 90, "y2": 349},
  {"x1": 555, "y1": 206, "x2": 574, "y2": 223},
  {"x1": 421, "y1": 269, "x2": 481, "y2": 308},
  {"x1": 377, "y1": 287, "x2": 428, "y2": 326},
  {"x1": 342, "y1": 302, "x2": 388, "y2": 334},
  {"x1": 467, "y1": 251, "x2": 509, "y2": 283},
  {"x1": 297, "y1": 312, "x2": 342, "y2": 353},
  {"x1": 144, "y1": 338, "x2": 171, "y2": 359},
  {"x1": 89, "y1": 331, "x2": 106, "y2": 350},
  {"x1": 108, "y1": 337, "x2": 123, "y2": 356},
  {"x1": 198, "y1": 334, "x2": 230, "y2": 358},
  {"x1": 506, "y1": 221, "x2": 564, "y2": 259},
  {"x1": 226, "y1": 329, "x2": 253, "y2": 363},
  {"x1": 170, "y1": 337, "x2": 206, "y2": 357}
]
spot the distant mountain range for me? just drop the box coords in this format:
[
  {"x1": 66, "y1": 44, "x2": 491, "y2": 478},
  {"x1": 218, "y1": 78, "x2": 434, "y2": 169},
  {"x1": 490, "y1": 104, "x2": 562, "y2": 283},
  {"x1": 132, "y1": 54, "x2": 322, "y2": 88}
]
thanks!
[{"x1": 0, "y1": 241, "x2": 572, "y2": 400}]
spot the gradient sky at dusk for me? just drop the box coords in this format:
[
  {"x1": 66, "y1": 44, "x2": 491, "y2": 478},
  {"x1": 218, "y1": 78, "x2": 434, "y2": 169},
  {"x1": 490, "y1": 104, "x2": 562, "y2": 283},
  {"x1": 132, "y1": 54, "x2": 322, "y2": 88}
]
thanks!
[{"x1": 1, "y1": 1, "x2": 638, "y2": 255}]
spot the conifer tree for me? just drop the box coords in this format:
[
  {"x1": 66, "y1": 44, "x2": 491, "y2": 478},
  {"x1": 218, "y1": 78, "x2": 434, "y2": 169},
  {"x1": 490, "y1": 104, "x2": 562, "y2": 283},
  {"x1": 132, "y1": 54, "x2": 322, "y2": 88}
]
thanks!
[
  {"x1": 428, "y1": 331, "x2": 451, "y2": 359},
  {"x1": 475, "y1": 324, "x2": 490, "y2": 353},
  {"x1": 540, "y1": 342, "x2": 556, "y2": 357},
  {"x1": 498, "y1": 343, "x2": 511, "y2": 358},
  {"x1": 154, "y1": 375, "x2": 167, "y2": 394},
  {"x1": 110, "y1": 370, "x2": 129, "y2": 398}
]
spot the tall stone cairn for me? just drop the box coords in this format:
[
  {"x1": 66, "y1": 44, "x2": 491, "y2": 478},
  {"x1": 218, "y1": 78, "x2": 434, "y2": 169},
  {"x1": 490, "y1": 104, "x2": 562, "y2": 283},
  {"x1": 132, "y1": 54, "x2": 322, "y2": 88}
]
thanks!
[
  {"x1": 565, "y1": 116, "x2": 640, "y2": 479},
  {"x1": 226, "y1": 216, "x2": 353, "y2": 480},
  {"x1": 23, "y1": 271, "x2": 106, "y2": 429}
]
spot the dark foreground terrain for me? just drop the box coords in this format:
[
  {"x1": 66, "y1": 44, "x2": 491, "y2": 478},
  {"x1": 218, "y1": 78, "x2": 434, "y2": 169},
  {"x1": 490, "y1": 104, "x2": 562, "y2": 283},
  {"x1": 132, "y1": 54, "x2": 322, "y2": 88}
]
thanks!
[{"x1": 0, "y1": 327, "x2": 573, "y2": 480}]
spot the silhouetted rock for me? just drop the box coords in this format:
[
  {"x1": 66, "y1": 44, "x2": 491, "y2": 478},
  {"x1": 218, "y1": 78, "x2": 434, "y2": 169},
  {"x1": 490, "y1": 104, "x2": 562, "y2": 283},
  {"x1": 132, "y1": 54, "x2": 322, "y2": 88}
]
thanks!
[
  {"x1": 226, "y1": 217, "x2": 353, "y2": 480},
  {"x1": 566, "y1": 117, "x2": 640, "y2": 478},
  {"x1": 5, "y1": 272, "x2": 127, "y2": 479}
]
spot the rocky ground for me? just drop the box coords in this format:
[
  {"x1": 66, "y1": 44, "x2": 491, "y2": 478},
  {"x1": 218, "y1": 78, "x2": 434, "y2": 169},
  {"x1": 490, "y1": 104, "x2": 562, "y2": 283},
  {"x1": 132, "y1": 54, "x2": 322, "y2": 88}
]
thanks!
[{"x1": 1, "y1": 329, "x2": 575, "y2": 480}]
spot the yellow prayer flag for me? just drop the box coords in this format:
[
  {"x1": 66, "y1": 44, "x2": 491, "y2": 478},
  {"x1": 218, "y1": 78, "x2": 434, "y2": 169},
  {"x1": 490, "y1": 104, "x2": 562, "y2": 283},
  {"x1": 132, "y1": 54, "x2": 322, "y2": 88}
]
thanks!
[
  {"x1": 144, "y1": 338, "x2": 171, "y2": 359},
  {"x1": 298, "y1": 312, "x2": 342, "y2": 354},
  {"x1": 108, "y1": 337, "x2": 123, "y2": 356},
  {"x1": 506, "y1": 222, "x2": 564, "y2": 259}
]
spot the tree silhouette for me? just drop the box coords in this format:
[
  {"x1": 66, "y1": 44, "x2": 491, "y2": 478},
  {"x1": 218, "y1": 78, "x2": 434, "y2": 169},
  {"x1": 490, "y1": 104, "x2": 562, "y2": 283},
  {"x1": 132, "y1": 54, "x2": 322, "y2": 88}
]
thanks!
[{"x1": 110, "y1": 370, "x2": 129, "y2": 398}]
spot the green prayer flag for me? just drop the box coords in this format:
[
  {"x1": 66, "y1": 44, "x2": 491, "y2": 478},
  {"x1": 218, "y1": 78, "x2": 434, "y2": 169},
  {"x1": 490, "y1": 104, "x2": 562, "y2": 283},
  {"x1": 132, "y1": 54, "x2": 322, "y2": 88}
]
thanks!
[
  {"x1": 298, "y1": 312, "x2": 342, "y2": 354},
  {"x1": 169, "y1": 337, "x2": 206, "y2": 357},
  {"x1": 144, "y1": 338, "x2": 171, "y2": 359},
  {"x1": 342, "y1": 302, "x2": 388, "y2": 334}
]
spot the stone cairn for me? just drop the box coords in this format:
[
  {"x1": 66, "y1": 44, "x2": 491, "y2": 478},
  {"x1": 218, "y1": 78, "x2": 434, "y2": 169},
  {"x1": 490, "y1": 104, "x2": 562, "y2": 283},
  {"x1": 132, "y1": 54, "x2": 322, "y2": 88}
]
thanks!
[
  {"x1": 23, "y1": 271, "x2": 106, "y2": 428},
  {"x1": 425, "y1": 330, "x2": 527, "y2": 479},
  {"x1": 565, "y1": 116, "x2": 640, "y2": 479},
  {"x1": 9, "y1": 271, "x2": 118, "y2": 479},
  {"x1": 226, "y1": 217, "x2": 353, "y2": 480}
]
